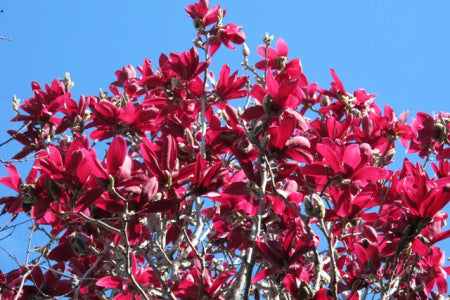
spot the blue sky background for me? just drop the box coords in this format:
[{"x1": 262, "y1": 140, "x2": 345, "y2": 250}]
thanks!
[{"x1": 0, "y1": 0, "x2": 449, "y2": 287}]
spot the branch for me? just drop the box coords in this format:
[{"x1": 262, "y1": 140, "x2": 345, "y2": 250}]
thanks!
[
  {"x1": 123, "y1": 197, "x2": 150, "y2": 300},
  {"x1": 13, "y1": 222, "x2": 47, "y2": 300},
  {"x1": 199, "y1": 33, "x2": 210, "y2": 158},
  {"x1": 73, "y1": 255, "x2": 102, "y2": 300},
  {"x1": 72, "y1": 212, "x2": 123, "y2": 235},
  {"x1": 318, "y1": 218, "x2": 339, "y2": 298}
]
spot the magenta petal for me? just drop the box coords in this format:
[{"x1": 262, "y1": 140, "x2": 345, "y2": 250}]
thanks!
[
  {"x1": 411, "y1": 237, "x2": 429, "y2": 256},
  {"x1": 265, "y1": 71, "x2": 279, "y2": 99},
  {"x1": 107, "y1": 136, "x2": 127, "y2": 175},
  {"x1": 352, "y1": 166, "x2": 389, "y2": 182},
  {"x1": 343, "y1": 144, "x2": 361, "y2": 171},
  {"x1": 48, "y1": 242, "x2": 74, "y2": 262},
  {"x1": 250, "y1": 84, "x2": 267, "y2": 104},
  {"x1": 316, "y1": 143, "x2": 342, "y2": 173},
  {"x1": 252, "y1": 267, "x2": 279, "y2": 283},
  {"x1": 270, "y1": 115, "x2": 295, "y2": 149},
  {"x1": 330, "y1": 68, "x2": 346, "y2": 93},
  {"x1": 241, "y1": 105, "x2": 265, "y2": 121},
  {"x1": 96, "y1": 275, "x2": 123, "y2": 289},
  {"x1": 0, "y1": 164, "x2": 21, "y2": 191},
  {"x1": 276, "y1": 37, "x2": 289, "y2": 57}
]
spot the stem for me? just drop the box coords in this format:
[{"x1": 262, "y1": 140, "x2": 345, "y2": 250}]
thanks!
[
  {"x1": 200, "y1": 34, "x2": 210, "y2": 158},
  {"x1": 123, "y1": 198, "x2": 150, "y2": 300},
  {"x1": 243, "y1": 158, "x2": 268, "y2": 299},
  {"x1": 73, "y1": 212, "x2": 122, "y2": 235},
  {"x1": 13, "y1": 223, "x2": 45, "y2": 300},
  {"x1": 73, "y1": 256, "x2": 102, "y2": 300},
  {"x1": 319, "y1": 218, "x2": 339, "y2": 299},
  {"x1": 141, "y1": 251, "x2": 178, "y2": 300}
]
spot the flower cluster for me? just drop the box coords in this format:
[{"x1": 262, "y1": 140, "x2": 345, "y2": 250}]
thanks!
[{"x1": 0, "y1": 1, "x2": 449, "y2": 299}]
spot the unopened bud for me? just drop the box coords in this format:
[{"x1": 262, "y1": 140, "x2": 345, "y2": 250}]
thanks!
[
  {"x1": 312, "y1": 193, "x2": 326, "y2": 219},
  {"x1": 385, "y1": 148, "x2": 396, "y2": 163},
  {"x1": 70, "y1": 232, "x2": 91, "y2": 255},
  {"x1": 218, "y1": 109, "x2": 229, "y2": 122},
  {"x1": 320, "y1": 95, "x2": 330, "y2": 107},
  {"x1": 193, "y1": 18, "x2": 204, "y2": 31},
  {"x1": 165, "y1": 170, "x2": 172, "y2": 188},
  {"x1": 99, "y1": 88, "x2": 107, "y2": 99},
  {"x1": 21, "y1": 184, "x2": 36, "y2": 213},
  {"x1": 153, "y1": 192, "x2": 162, "y2": 202},
  {"x1": 352, "y1": 279, "x2": 363, "y2": 292},
  {"x1": 217, "y1": 9, "x2": 224, "y2": 27},
  {"x1": 341, "y1": 178, "x2": 351, "y2": 185},
  {"x1": 249, "y1": 119, "x2": 264, "y2": 142},
  {"x1": 299, "y1": 281, "x2": 313, "y2": 298},
  {"x1": 171, "y1": 77, "x2": 183, "y2": 89},
  {"x1": 274, "y1": 56, "x2": 287, "y2": 69},
  {"x1": 436, "y1": 294, "x2": 446, "y2": 300},
  {"x1": 60, "y1": 72, "x2": 75, "y2": 91},
  {"x1": 434, "y1": 122, "x2": 447, "y2": 144},
  {"x1": 303, "y1": 196, "x2": 314, "y2": 218},
  {"x1": 263, "y1": 32, "x2": 274, "y2": 45},
  {"x1": 185, "y1": 128, "x2": 195, "y2": 146},
  {"x1": 262, "y1": 94, "x2": 275, "y2": 115},
  {"x1": 261, "y1": 134, "x2": 270, "y2": 150},
  {"x1": 242, "y1": 43, "x2": 250, "y2": 57},
  {"x1": 193, "y1": 37, "x2": 203, "y2": 48},
  {"x1": 12, "y1": 95, "x2": 20, "y2": 114}
]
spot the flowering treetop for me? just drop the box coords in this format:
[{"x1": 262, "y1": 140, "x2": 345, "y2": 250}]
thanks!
[{"x1": 0, "y1": 0, "x2": 449, "y2": 299}]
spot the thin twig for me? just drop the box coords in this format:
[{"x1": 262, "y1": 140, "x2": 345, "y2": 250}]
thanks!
[
  {"x1": 73, "y1": 255, "x2": 102, "y2": 300},
  {"x1": 122, "y1": 197, "x2": 150, "y2": 300}
]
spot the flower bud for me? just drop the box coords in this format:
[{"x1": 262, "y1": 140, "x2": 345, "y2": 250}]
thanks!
[
  {"x1": 171, "y1": 77, "x2": 183, "y2": 90},
  {"x1": 184, "y1": 128, "x2": 195, "y2": 146},
  {"x1": 242, "y1": 43, "x2": 250, "y2": 57},
  {"x1": 217, "y1": 9, "x2": 224, "y2": 27},
  {"x1": 434, "y1": 121, "x2": 447, "y2": 144},
  {"x1": 303, "y1": 196, "x2": 314, "y2": 218},
  {"x1": 274, "y1": 56, "x2": 287, "y2": 69},
  {"x1": 385, "y1": 148, "x2": 396, "y2": 163},
  {"x1": 263, "y1": 32, "x2": 274, "y2": 45},
  {"x1": 312, "y1": 193, "x2": 326, "y2": 219},
  {"x1": 193, "y1": 18, "x2": 204, "y2": 31},
  {"x1": 261, "y1": 134, "x2": 270, "y2": 150},
  {"x1": 299, "y1": 281, "x2": 313, "y2": 298},
  {"x1": 320, "y1": 95, "x2": 330, "y2": 107},
  {"x1": 262, "y1": 94, "x2": 275, "y2": 115},
  {"x1": 70, "y1": 232, "x2": 91, "y2": 255},
  {"x1": 12, "y1": 95, "x2": 20, "y2": 115},
  {"x1": 21, "y1": 183, "x2": 37, "y2": 213}
]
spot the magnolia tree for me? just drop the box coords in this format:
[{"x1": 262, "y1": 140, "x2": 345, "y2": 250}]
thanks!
[{"x1": 0, "y1": 1, "x2": 449, "y2": 299}]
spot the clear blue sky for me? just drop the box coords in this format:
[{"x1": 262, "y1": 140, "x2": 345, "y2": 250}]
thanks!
[{"x1": 1, "y1": 0, "x2": 449, "y2": 283}]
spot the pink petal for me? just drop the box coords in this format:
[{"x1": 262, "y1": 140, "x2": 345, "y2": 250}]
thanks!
[
  {"x1": 96, "y1": 275, "x2": 123, "y2": 289},
  {"x1": 251, "y1": 267, "x2": 279, "y2": 283},
  {"x1": 276, "y1": 37, "x2": 289, "y2": 57},
  {"x1": 316, "y1": 143, "x2": 342, "y2": 173},
  {"x1": 107, "y1": 136, "x2": 127, "y2": 175},
  {"x1": 270, "y1": 115, "x2": 296, "y2": 149},
  {"x1": 352, "y1": 166, "x2": 389, "y2": 182},
  {"x1": 343, "y1": 144, "x2": 361, "y2": 171},
  {"x1": 330, "y1": 68, "x2": 346, "y2": 93},
  {"x1": 0, "y1": 164, "x2": 21, "y2": 191},
  {"x1": 265, "y1": 71, "x2": 279, "y2": 99},
  {"x1": 250, "y1": 84, "x2": 267, "y2": 104}
]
